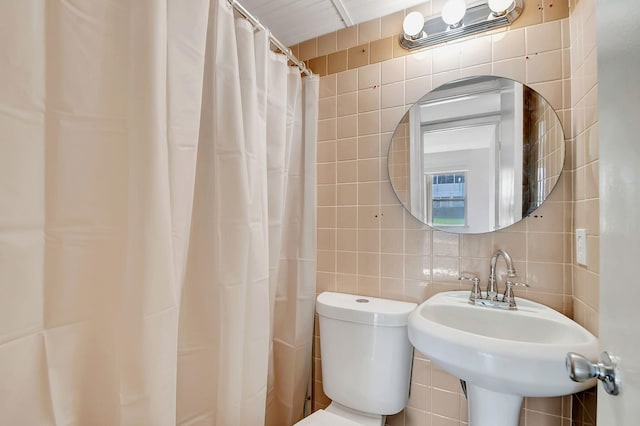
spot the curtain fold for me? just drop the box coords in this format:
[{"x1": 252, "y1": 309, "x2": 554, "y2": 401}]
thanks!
[
  {"x1": 265, "y1": 63, "x2": 319, "y2": 426},
  {"x1": 176, "y1": 3, "x2": 272, "y2": 423},
  {"x1": 0, "y1": 0, "x2": 318, "y2": 424}
]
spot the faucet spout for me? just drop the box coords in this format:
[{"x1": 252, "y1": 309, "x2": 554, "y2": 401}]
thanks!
[{"x1": 487, "y1": 249, "x2": 517, "y2": 301}]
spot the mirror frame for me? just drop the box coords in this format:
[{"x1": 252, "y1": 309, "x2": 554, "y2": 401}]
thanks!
[{"x1": 387, "y1": 75, "x2": 566, "y2": 234}]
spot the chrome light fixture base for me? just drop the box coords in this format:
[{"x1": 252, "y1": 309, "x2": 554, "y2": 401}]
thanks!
[{"x1": 400, "y1": 0, "x2": 524, "y2": 51}]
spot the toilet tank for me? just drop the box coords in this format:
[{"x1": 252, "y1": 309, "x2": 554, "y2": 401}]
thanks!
[{"x1": 316, "y1": 292, "x2": 417, "y2": 415}]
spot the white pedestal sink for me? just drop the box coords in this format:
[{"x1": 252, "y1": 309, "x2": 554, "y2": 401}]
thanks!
[{"x1": 408, "y1": 291, "x2": 599, "y2": 426}]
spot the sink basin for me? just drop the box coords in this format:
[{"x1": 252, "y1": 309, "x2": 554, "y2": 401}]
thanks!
[{"x1": 408, "y1": 291, "x2": 599, "y2": 426}]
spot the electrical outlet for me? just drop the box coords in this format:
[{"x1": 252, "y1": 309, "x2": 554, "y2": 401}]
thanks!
[{"x1": 576, "y1": 228, "x2": 587, "y2": 266}]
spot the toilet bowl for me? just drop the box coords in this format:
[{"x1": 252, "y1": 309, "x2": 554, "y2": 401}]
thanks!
[{"x1": 295, "y1": 292, "x2": 417, "y2": 426}]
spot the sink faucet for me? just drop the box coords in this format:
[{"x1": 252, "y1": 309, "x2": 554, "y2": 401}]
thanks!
[
  {"x1": 487, "y1": 249, "x2": 517, "y2": 301},
  {"x1": 459, "y1": 248, "x2": 530, "y2": 309}
]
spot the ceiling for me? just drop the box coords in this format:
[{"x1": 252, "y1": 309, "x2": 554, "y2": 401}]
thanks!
[{"x1": 239, "y1": 0, "x2": 429, "y2": 47}]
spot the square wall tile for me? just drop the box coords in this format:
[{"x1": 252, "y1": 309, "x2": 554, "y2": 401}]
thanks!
[
  {"x1": 432, "y1": 70, "x2": 461, "y2": 89},
  {"x1": 432, "y1": 43, "x2": 461, "y2": 74},
  {"x1": 309, "y1": 56, "x2": 327, "y2": 76},
  {"x1": 333, "y1": 97, "x2": 355, "y2": 123},
  {"x1": 318, "y1": 32, "x2": 337, "y2": 56},
  {"x1": 526, "y1": 50, "x2": 563, "y2": 83},
  {"x1": 319, "y1": 74, "x2": 336, "y2": 98},
  {"x1": 406, "y1": 51, "x2": 432, "y2": 79},
  {"x1": 337, "y1": 183, "x2": 357, "y2": 206},
  {"x1": 542, "y1": 0, "x2": 569, "y2": 22},
  {"x1": 348, "y1": 44, "x2": 370, "y2": 70},
  {"x1": 337, "y1": 69, "x2": 358, "y2": 94},
  {"x1": 328, "y1": 50, "x2": 348, "y2": 75},
  {"x1": 358, "y1": 111, "x2": 380, "y2": 136},
  {"x1": 460, "y1": 36, "x2": 492, "y2": 68},
  {"x1": 357, "y1": 134, "x2": 380, "y2": 159},
  {"x1": 381, "y1": 106, "x2": 406, "y2": 133},
  {"x1": 381, "y1": 10, "x2": 404, "y2": 38},
  {"x1": 358, "y1": 88, "x2": 380, "y2": 113},
  {"x1": 317, "y1": 118, "x2": 336, "y2": 141},
  {"x1": 493, "y1": 57, "x2": 526, "y2": 82},
  {"x1": 358, "y1": 63, "x2": 381, "y2": 90},
  {"x1": 381, "y1": 57, "x2": 406, "y2": 85},
  {"x1": 381, "y1": 82, "x2": 405, "y2": 109},
  {"x1": 298, "y1": 38, "x2": 318, "y2": 61},
  {"x1": 526, "y1": 21, "x2": 562, "y2": 54},
  {"x1": 358, "y1": 19, "x2": 381, "y2": 43},
  {"x1": 370, "y1": 37, "x2": 393, "y2": 64},
  {"x1": 336, "y1": 137, "x2": 357, "y2": 161},
  {"x1": 493, "y1": 28, "x2": 525, "y2": 61},
  {"x1": 318, "y1": 97, "x2": 336, "y2": 120},
  {"x1": 405, "y1": 76, "x2": 432, "y2": 104},
  {"x1": 337, "y1": 160, "x2": 357, "y2": 183},
  {"x1": 381, "y1": 229, "x2": 404, "y2": 253},
  {"x1": 461, "y1": 63, "x2": 492, "y2": 78},
  {"x1": 337, "y1": 26, "x2": 358, "y2": 51},
  {"x1": 336, "y1": 115, "x2": 357, "y2": 139}
]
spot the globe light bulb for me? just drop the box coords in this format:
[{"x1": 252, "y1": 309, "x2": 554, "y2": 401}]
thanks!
[
  {"x1": 442, "y1": 0, "x2": 467, "y2": 27},
  {"x1": 488, "y1": 0, "x2": 515, "y2": 14},
  {"x1": 403, "y1": 11, "x2": 425, "y2": 39}
]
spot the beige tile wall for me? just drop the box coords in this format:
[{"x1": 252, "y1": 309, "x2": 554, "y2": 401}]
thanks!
[
  {"x1": 569, "y1": 0, "x2": 599, "y2": 335},
  {"x1": 308, "y1": 0, "x2": 598, "y2": 424},
  {"x1": 569, "y1": 0, "x2": 599, "y2": 423}
]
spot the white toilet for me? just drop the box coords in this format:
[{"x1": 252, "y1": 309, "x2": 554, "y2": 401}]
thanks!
[{"x1": 296, "y1": 292, "x2": 417, "y2": 426}]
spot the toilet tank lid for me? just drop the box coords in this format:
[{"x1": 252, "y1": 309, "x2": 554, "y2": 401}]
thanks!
[{"x1": 316, "y1": 292, "x2": 417, "y2": 326}]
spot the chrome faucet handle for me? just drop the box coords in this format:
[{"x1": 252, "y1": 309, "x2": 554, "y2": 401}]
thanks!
[
  {"x1": 503, "y1": 281, "x2": 530, "y2": 309},
  {"x1": 459, "y1": 273, "x2": 482, "y2": 304},
  {"x1": 459, "y1": 272, "x2": 477, "y2": 280}
]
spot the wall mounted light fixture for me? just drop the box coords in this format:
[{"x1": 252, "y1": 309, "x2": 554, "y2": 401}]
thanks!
[
  {"x1": 441, "y1": 0, "x2": 467, "y2": 28},
  {"x1": 400, "y1": 0, "x2": 524, "y2": 51}
]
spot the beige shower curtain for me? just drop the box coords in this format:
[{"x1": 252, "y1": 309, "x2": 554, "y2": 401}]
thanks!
[{"x1": 0, "y1": 0, "x2": 318, "y2": 425}]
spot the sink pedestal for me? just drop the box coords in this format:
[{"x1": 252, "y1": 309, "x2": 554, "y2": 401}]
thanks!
[{"x1": 467, "y1": 383, "x2": 522, "y2": 426}]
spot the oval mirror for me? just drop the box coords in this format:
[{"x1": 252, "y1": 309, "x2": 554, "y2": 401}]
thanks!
[{"x1": 388, "y1": 76, "x2": 565, "y2": 234}]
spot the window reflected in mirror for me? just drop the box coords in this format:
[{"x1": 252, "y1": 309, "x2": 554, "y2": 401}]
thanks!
[{"x1": 428, "y1": 172, "x2": 467, "y2": 227}]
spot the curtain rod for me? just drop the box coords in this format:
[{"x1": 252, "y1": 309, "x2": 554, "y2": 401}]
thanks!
[{"x1": 228, "y1": 0, "x2": 313, "y2": 77}]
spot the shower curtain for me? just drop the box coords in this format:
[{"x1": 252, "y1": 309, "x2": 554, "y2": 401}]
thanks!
[{"x1": 0, "y1": 0, "x2": 318, "y2": 425}]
